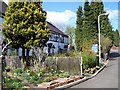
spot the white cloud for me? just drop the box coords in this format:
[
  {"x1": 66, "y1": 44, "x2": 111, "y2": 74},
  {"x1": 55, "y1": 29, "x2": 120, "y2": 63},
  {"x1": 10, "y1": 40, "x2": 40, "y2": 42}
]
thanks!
[
  {"x1": 106, "y1": 9, "x2": 118, "y2": 20},
  {"x1": 46, "y1": 10, "x2": 76, "y2": 27},
  {"x1": 106, "y1": 9, "x2": 118, "y2": 30}
]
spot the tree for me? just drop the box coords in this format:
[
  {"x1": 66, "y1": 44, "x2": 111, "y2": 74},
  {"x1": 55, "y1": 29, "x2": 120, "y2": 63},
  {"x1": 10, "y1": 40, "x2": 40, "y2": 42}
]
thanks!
[
  {"x1": 89, "y1": 0, "x2": 114, "y2": 47},
  {"x1": 112, "y1": 29, "x2": 119, "y2": 46},
  {"x1": 65, "y1": 25, "x2": 75, "y2": 46},
  {"x1": 75, "y1": 0, "x2": 114, "y2": 52},
  {"x1": 100, "y1": 13, "x2": 113, "y2": 41},
  {"x1": 75, "y1": 6, "x2": 83, "y2": 51},
  {"x1": 2, "y1": 2, "x2": 50, "y2": 61},
  {"x1": 89, "y1": 0, "x2": 105, "y2": 39},
  {"x1": 82, "y1": 0, "x2": 93, "y2": 51}
]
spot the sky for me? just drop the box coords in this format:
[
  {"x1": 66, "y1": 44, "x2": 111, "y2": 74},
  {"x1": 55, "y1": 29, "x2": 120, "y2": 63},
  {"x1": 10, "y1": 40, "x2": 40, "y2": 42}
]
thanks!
[{"x1": 3, "y1": 0, "x2": 119, "y2": 32}]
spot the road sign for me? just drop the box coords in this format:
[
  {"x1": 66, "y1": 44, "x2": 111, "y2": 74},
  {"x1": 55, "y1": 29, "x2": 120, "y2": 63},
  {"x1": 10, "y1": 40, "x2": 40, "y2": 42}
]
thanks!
[{"x1": 92, "y1": 44, "x2": 98, "y2": 53}]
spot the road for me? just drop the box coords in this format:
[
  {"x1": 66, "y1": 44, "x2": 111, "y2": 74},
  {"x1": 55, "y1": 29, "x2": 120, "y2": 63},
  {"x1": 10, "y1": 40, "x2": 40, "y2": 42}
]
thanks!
[{"x1": 71, "y1": 50, "x2": 119, "y2": 88}]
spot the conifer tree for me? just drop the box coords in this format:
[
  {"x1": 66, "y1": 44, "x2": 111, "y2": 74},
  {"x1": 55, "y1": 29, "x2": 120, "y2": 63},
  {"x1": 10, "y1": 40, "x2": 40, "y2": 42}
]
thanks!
[
  {"x1": 89, "y1": 0, "x2": 113, "y2": 53},
  {"x1": 89, "y1": 0, "x2": 104, "y2": 39},
  {"x1": 90, "y1": 0, "x2": 113, "y2": 41},
  {"x1": 75, "y1": 6, "x2": 83, "y2": 51},
  {"x1": 83, "y1": 0, "x2": 92, "y2": 41},
  {"x1": 2, "y1": 1, "x2": 50, "y2": 59},
  {"x1": 100, "y1": 15, "x2": 113, "y2": 40}
]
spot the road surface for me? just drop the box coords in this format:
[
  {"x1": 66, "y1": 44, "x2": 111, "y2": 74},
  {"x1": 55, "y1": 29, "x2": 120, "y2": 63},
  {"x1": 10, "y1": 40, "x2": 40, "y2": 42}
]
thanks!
[{"x1": 71, "y1": 50, "x2": 119, "y2": 89}]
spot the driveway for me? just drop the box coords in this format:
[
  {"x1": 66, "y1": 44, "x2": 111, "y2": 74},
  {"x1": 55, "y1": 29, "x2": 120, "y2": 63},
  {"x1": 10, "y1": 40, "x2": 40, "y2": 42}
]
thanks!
[{"x1": 71, "y1": 50, "x2": 119, "y2": 89}]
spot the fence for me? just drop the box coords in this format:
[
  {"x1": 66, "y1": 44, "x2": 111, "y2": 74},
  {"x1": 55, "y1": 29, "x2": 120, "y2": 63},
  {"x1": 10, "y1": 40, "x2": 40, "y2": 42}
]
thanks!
[
  {"x1": 2, "y1": 56, "x2": 82, "y2": 75},
  {"x1": 45, "y1": 57, "x2": 82, "y2": 75}
]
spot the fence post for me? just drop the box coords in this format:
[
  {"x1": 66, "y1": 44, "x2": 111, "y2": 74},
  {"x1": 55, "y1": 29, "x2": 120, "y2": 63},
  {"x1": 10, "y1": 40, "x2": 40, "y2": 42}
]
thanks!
[
  {"x1": 80, "y1": 52, "x2": 83, "y2": 76},
  {"x1": 81, "y1": 56, "x2": 83, "y2": 76}
]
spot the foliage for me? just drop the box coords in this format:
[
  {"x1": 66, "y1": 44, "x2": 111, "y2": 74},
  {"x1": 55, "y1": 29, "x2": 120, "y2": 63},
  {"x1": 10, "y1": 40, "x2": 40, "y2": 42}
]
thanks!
[
  {"x1": 100, "y1": 34, "x2": 112, "y2": 58},
  {"x1": 4, "y1": 67, "x2": 70, "y2": 88},
  {"x1": 82, "y1": 51, "x2": 96, "y2": 70},
  {"x1": 100, "y1": 15, "x2": 113, "y2": 40},
  {"x1": 83, "y1": 0, "x2": 92, "y2": 41},
  {"x1": 90, "y1": 0, "x2": 104, "y2": 38},
  {"x1": 65, "y1": 25, "x2": 75, "y2": 46},
  {"x1": 82, "y1": 40, "x2": 93, "y2": 52},
  {"x1": 58, "y1": 72, "x2": 69, "y2": 78},
  {"x1": 75, "y1": 6, "x2": 83, "y2": 51},
  {"x1": 15, "y1": 68, "x2": 23, "y2": 75},
  {"x1": 4, "y1": 76, "x2": 26, "y2": 89},
  {"x1": 112, "y1": 29, "x2": 119, "y2": 46},
  {"x1": 76, "y1": 0, "x2": 113, "y2": 52},
  {"x1": 2, "y1": 1, "x2": 50, "y2": 57},
  {"x1": 47, "y1": 68, "x2": 70, "y2": 78}
]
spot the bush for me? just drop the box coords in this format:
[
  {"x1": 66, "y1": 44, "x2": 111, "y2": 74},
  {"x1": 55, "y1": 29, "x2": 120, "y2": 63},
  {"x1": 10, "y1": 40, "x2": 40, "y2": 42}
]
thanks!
[
  {"x1": 4, "y1": 77, "x2": 25, "y2": 89},
  {"x1": 82, "y1": 52, "x2": 96, "y2": 70},
  {"x1": 15, "y1": 68, "x2": 23, "y2": 74},
  {"x1": 100, "y1": 34, "x2": 112, "y2": 58},
  {"x1": 59, "y1": 72, "x2": 69, "y2": 78}
]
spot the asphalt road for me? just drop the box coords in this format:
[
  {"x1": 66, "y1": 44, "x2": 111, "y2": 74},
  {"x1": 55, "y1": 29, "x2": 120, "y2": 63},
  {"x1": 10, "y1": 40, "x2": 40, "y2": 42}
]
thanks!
[{"x1": 71, "y1": 50, "x2": 119, "y2": 89}]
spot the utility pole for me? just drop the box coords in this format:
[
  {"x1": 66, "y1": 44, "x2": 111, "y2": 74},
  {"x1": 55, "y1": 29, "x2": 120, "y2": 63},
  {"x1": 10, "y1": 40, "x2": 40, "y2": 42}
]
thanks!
[{"x1": 98, "y1": 13, "x2": 109, "y2": 64}]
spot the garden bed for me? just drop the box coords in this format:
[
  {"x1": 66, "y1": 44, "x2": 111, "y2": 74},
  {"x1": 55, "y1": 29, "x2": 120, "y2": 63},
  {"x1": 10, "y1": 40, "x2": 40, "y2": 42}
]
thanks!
[
  {"x1": 3, "y1": 65, "x2": 103, "y2": 89},
  {"x1": 3, "y1": 67, "x2": 83, "y2": 89}
]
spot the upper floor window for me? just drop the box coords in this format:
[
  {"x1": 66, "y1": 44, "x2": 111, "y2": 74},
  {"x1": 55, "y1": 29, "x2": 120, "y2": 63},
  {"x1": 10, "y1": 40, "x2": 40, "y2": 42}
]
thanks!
[
  {"x1": 59, "y1": 35, "x2": 64, "y2": 43},
  {"x1": 49, "y1": 33, "x2": 69, "y2": 44},
  {"x1": 49, "y1": 33, "x2": 59, "y2": 42},
  {"x1": 0, "y1": 13, "x2": 4, "y2": 24},
  {"x1": 54, "y1": 34, "x2": 59, "y2": 42},
  {"x1": 64, "y1": 37, "x2": 69, "y2": 44},
  {"x1": 49, "y1": 34, "x2": 54, "y2": 41}
]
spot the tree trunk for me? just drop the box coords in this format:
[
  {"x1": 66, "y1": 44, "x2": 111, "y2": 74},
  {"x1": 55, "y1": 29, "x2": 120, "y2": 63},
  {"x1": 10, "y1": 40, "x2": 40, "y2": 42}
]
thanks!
[
  {"x1": 26, "y1": 49, "x2": 29, "y2": 57},
  {"x1": 22, "y1": 47, "x2": 25, "y2": 62},
  {"x1": 21, "y1": 47, "x2": 26, "y2": 69},
  {"x1": 26, "y1": 49, "x2": 30, "y2": 66}
]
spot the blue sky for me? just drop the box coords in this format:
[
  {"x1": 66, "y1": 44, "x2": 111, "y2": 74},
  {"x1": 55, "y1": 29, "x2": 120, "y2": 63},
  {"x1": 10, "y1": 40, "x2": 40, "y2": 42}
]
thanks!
[
  {"x1": 42, "y1": 2, "x2": 118, "y2": 31},
  {"x1": 3, "y1": 0, "x2": 119, "y2": 31}
]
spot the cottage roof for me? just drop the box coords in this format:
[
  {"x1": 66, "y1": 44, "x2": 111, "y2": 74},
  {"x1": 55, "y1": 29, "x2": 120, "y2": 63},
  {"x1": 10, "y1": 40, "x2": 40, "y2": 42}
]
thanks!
[
  {"x1": 0, "y1": 1, "x2": 7, "y2": 16},
  {"x1": 47, "y1": 22, "x2": 68, "y2": 37}
]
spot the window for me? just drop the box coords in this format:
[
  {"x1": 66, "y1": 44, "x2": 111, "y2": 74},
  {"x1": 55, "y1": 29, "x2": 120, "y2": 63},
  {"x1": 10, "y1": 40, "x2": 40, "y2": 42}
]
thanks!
[
  {"x1": 49, "y1": 33, "x2": 60, "y2": 42},
  {"x1": 59, "y1": 35, "x2": 64, "y2": 43},
  {"x1": 54, "y1": 34, "x2": 59, "y2": 42},
  {"x1": 64, "y1": 37, "x2": 69, "y2": 44},
  {"x1": 0, "y1": 13, "x2": 4, "y2": 24},
  {"x1": 49, "y1": 34, "x2": 54, "y2": 41}
]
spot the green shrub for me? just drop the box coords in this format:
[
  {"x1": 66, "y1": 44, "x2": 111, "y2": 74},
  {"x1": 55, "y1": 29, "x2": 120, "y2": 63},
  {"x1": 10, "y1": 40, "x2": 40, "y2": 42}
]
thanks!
[
  {"x1": 43, "y1": 77, "x2": 50, "y2": 82},
  {"x1": 15, "y1": 68, "x2": 23, "y2": 75},
  {"x1": 59, "y1": 72, "x2": 70, "y2": 78},
  {"x1": 4, "y1": 77, "x2": 25, "y2": 89},
  {"x1": 82, "y1": 52, "x2": 96, "y2": 70}
]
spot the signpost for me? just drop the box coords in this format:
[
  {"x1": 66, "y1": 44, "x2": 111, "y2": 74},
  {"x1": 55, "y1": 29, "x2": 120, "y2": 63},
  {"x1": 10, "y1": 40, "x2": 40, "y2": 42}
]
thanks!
[{"x1": 92, "y1": 44, "x2": 98, "y2": 53}]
